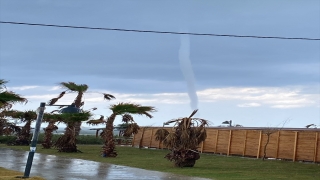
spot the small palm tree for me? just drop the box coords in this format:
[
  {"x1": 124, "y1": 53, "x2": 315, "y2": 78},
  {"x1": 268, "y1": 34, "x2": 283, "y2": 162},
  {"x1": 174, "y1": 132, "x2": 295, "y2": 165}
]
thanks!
[
  {"x1": 88, "y1": 102, "x2": 156, "y2": 157},
  {"x1": 155, "y1": 109, "x2": 208, "y2": 167},
  {"x1": 0, "y1": 80, "x2": 27, "y2": 137},
  {"x1": 0, "y1": 118, "x2": 20, "y2": 136},
  {"x1": 2, "y1": 110, "x2": 37, "y2": 145}
]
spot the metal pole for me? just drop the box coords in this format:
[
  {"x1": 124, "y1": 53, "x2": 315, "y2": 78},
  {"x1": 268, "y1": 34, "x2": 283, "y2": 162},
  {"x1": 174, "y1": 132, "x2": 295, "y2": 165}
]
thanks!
[{"x1": 23, "y1": 102, "x2": 46, "y2": 178}]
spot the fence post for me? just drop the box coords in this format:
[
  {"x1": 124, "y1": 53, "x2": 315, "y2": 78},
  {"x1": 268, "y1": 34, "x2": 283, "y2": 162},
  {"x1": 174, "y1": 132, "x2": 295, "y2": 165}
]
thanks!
[
  {"x1": 314, "y1": 132, "x2": 318, "y2": 163},
  {"x1": 200, "y1": 141, "x2": 204, "y2": 153},
  {"x1": 293, "y1": 131, "x2": 298, "y2": 162},
  {"x1": 242, "y1": 130, "x2": 247, "y2": 156},
  {"x1": 275, "y1": 131, "x2": 280, "y2": 159},
  {"x1": 257, "y1": 130, "x2": 262, "y2": 159},
  {"x1": 227, "y1": 130, "x2": 232, "y2": 156},
  {"x1": 214, "y1": 130, "x2": 219, "y2": 153},
  {"x1": 139, "y1": 128, "x2": 146, "y2": 148}
]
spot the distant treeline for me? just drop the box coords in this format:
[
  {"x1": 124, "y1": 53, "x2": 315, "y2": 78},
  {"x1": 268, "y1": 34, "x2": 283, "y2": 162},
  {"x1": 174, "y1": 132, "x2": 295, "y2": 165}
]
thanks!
[{"x1": 0, "y1": 134, "x2": 103, "y2": 145}]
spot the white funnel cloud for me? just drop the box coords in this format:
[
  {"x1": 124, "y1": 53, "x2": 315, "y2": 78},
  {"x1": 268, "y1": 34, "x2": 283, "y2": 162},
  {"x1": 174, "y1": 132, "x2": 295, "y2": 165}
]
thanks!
[{"x1": 179, "y1": 34, "x2": 198, "y2": 110}]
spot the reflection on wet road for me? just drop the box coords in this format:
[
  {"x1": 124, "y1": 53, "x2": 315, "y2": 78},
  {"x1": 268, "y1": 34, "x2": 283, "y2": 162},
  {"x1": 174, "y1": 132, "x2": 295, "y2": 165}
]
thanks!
[{"x1": 0, "y1": 148, "x2": 211, "y2": 180}]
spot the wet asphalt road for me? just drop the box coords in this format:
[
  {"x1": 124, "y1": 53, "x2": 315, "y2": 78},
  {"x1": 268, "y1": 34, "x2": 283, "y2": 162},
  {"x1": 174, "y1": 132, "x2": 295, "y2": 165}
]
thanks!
[{"x1": 0, "y1": 148, "x2": 211, "y2": 180}]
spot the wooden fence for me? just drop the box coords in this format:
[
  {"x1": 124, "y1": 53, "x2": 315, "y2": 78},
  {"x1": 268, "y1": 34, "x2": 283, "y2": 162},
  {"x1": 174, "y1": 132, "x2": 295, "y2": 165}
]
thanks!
[{"x1": 132, "y1": 127, "x2": 320, "y2": 163}]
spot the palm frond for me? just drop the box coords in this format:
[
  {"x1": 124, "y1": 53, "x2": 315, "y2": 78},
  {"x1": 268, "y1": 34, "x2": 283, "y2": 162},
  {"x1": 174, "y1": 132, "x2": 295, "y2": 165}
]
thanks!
[
  {"x1": 60, "y1": 82, "x2": 88, "y2": 92},
  {"x1": 122, "y1": 114, "x2": 134, "y2": 123},
  {"x1": 110, "y1": 102, "x2": 156, "y2": 118},
  {"x1": 47, "y1": 91, "x2": 66, "y2": 105},
  {"x1": 188, "y1": 109, "x2": 198, "y2": 119},
  {"x1": 155, "y1": 129, "x2": 169, "y2": 142},
  {"x1": 123, "y1": 123, "x2": 140, "y2": 137},
  {"x1": 163, "y1": 132, "x2": 176, "y2": 149},
  {"x1": 103, "y1": 93, "x2": 116, "y2": 100},
  {"x1": 0, "y1": 91, "x2": 27, "y2": 106},
  {"x1": 86, "y1": 115, "x2": 105, "y2": 125}
]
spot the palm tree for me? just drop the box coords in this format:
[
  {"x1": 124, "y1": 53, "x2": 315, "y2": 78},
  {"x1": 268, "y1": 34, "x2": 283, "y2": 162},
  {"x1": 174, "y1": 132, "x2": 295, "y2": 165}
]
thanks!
[
  {"x1": 48, "y1": 82, "x2": 115, "y2": 136},
  {"x1": 48, "y1": 82, "x2": 88, "y2": 136},
  {"x1": 88, "y1": 102, "x2": 156, "y2": 157},
  {"x1": 155, "y1": 109, "x2": 208, "y2": 167},
  {"x1": 48, "y1": 112, "x2": 92, "y2": 152}
]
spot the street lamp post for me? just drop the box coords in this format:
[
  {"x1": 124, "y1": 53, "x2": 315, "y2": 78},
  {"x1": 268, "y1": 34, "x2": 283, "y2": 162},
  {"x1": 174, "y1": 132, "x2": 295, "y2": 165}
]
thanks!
[
  {"x1": 22, "y1": 102, "x2": 80, "y2": 178},
  {"x1": 23, "y1": 102, "x2": 45, "y2": 178}
]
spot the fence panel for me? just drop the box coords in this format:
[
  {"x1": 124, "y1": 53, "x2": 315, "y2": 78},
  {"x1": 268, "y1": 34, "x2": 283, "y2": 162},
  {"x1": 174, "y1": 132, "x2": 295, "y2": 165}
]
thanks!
[
  {"x1": 202, "y1": 129, "x2": 217, "y2": 153},
  {"x1": 277, "y1": 131, "x2": 295, "y2": 160},
  {"x1": 132, "y1": 127, "x2": 320, "y2": 162},
  {"x1": 216, "y1": 130, "x2": 229, "y2": 154},
  {"x1": 259, "y1": 131, "x2": 279, "y2": 159},
  {"x1": 230, "y1": 130, "x2": 245, "y2": 155},
  {"x1": 245, "y1": 130, "x2": 260, "y2": 157},
  {"x1": 296, "y1": 132, "x2": 317, "y2": 161}
]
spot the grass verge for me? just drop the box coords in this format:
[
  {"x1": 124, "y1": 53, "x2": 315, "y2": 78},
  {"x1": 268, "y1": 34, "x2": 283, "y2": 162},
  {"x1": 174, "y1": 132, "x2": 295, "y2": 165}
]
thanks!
[
  {"x1": 0, "y1": 167, "x2": 44, "y2": 180},
  {"x1": 1, "y1": 144, "x2": 319, "y2": 180}
]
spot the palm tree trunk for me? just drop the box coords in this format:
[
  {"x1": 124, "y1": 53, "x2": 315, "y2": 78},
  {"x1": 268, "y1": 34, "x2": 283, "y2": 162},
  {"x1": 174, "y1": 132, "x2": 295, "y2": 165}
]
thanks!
[
  {"x1": 102, "y1": 113, "x2": 117, "y2": 157},
  {"x1": 15, "y1": 120, "x2": 31, "y2": 145},
  {"x1": 54, "y1": 122, "x2": 78, "y2": 152},
  {"x1": 74, "y1": 92, "x2": 83, "y2": 136},
  {"x1": 42, "y1": 121, "x2": 57, "y2": 149}
]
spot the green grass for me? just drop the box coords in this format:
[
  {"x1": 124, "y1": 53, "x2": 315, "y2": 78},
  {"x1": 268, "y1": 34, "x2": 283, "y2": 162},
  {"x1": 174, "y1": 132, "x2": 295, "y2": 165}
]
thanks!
[{"x1": 1, "y1": 144, "x2": 319, "y2": 180}]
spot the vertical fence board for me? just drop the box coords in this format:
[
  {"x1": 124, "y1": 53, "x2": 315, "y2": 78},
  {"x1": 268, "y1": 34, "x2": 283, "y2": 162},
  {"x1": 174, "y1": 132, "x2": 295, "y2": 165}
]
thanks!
[
  {"x1": 149, "y1": 129, "x2": 154, "y2": 148},
  {"x1": 257, "y1": 131, "x2": 262, "y2": 158},
  {"x1": 214, "y1": 130, "x2": 219, "y2": 153},
  {"x1": 138, "y1": 128, "x2": 146, "y2": 148},
  {"x1": 243, "y1": 130, "x2": 247, "y2": 156},
  {"x1": 227, "y1": 130, "x2": 232, "y2": 156},
  {"x1": 200, "y1": 141, "x2": 204, "y2": 153},
  {"x1": 293, "y1": 132, "x2": 298, "y2": 162},
  {"x1": 133, "y1": 130, "x2": 143, "y2": 147},
  {"x1": 275, "y1": 131, "x2": 280, "y2": 159},
  {"x1": 315, "y1": 132, "x2": 319, "y2": 162}
]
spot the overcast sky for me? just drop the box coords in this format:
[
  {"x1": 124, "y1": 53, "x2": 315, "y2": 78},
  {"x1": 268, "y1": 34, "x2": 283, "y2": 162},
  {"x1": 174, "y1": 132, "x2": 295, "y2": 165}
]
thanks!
[{"x1": 0, "y1": 1, "x2": 319, "y2": 128}]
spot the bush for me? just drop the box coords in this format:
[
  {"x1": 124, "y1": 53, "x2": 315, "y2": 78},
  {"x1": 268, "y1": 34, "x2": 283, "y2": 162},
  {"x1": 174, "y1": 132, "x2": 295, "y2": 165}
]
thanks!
[
  {"x1": 76, "y1": 135, "x2": 103, "y2": 145},
  {"x1": 0, "y1": 135, "x2": 16, "y2": 144}
]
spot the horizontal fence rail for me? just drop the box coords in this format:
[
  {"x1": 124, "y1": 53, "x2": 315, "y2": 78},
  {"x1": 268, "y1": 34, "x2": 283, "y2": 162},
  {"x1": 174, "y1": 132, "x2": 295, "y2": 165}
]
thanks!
[{"x1": 132, "y1": 127, "x2": 320, "y2": 163}]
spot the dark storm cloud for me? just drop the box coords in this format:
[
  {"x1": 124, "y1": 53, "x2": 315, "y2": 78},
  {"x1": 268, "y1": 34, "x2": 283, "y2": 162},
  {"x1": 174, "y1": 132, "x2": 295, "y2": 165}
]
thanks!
[{"x1": 0, "y1": 0, "x2": 319, "y2": 93}]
